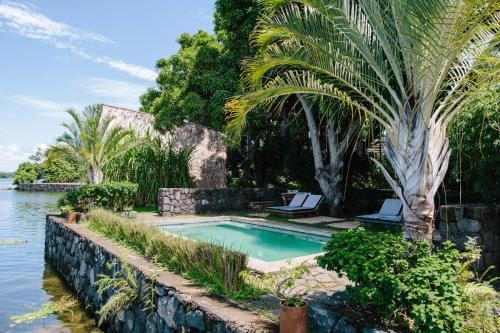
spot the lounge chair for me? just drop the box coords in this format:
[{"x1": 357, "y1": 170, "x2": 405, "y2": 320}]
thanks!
[
  {"x1": 266, "y1": 192, "x2": 309, "y2": 210},
  {"x1": 356, "y1": 199, "x2": 403, "y2": 225},
  {"x1": 266, "y1": 194, "x2": 323, "y2": 217}
]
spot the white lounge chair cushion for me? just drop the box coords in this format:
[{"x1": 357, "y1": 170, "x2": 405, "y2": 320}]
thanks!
[
  {"x1": 288, "y1": 192, "x2": 309, "y2": 207},
  {"x1": 301, "y1": 194, "x2": 322, "y2": 209},
  {"x1": 378, "y1": 199, "x2": 403, "y2": 216}
]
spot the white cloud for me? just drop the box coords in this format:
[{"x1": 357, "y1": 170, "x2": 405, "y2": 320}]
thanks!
[
  {"x1": 1, "y1": 94, "x2": 77, "y2": 118},
  {"x1": 0, "y1": 1, "x2": 157, "y2": 81},
  {"x1": 0, "y1": 1, "x2": 112, "y2": 44},
  {"x1": 94, "y1": 57, "x2": 157, "y2": 82},
  {"x1": 0, "y1": 143, "x2": 48, "y2": 171},
  {"x1": 79, "y1": 77, "x2": 147, "y2": 110}
]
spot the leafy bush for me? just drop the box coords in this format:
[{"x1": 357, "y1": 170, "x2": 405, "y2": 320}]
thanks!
[
  {"x1": 58, "y1": 182, "x2": 138, "y2": 212},
  {"x1": 318, "y1": 228, "x2": 463, "y2": 332},
  {"x1": 87, "y1": 209, "x2": 248, "y2": 294},
  {"x1": 12, "y1": 162, "x2": 38, "y2": 185},
  {"x1": 448, "y1": 87, "x2": 500, "y2": 203},
  {"x1": 105, "y1": 138, "x2": 192, "y2": 207}
]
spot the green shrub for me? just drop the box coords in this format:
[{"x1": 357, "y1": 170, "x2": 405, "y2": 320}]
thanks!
[
  {"x1": 448, "y1": 87, "x2": 500, "y2": 203},
  {"x1": 105, "y1": 139, "x2": 192, "y2": 207},
  {"x1": 13, "y1": 162, "x2": 38, "y2": 185},
  {"x1": 317, "y1": 228, "x2": 463, "y2": 332},
  {"x1": 87, "y1": 208, "x2": 248, "y2": 294},
  {"x1": 58, "y1": 182, "x2": 138, "y2": 212}
]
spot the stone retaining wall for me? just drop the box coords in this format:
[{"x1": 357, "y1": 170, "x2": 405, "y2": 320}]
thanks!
[
  {"x1": 45, "y1": 216, "x2": 278, "y2": 332},
  {"x1": 439, "y1": 204, "x2": 500, "y2": 272},
  {"x1": 158, "y1": 188, "x2": 282, "y2": 216},
  {"x1": 18, "y1": 183, "x2": 83, "y2": 192}
]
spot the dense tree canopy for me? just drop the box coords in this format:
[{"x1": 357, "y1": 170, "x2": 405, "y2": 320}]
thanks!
[{"x1": 140, "y1": 31, "x2": 236, "y2": 131}]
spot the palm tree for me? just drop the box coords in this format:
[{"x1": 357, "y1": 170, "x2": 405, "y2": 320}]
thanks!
[
  {"x1": 227, "y1": 0, "x2": 499, "y2": 241},
  {"x1": 56, "y1": 104, "x2": 138, "y2": 184}
]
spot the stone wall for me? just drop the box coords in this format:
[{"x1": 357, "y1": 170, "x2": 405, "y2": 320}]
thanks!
[
  {"x1": 439, "y1": 204, "x2": 500, "y2": 272},
  {"x1": 45, "y1": 216, "x2": 277, "y2": 332},
  {"x1": 18, "y1": 183, "x2": 83, "y2": 192},
  {"x1": 102, "y1": 105, "x2": 227, "y2": 188},
  {"x1": 158, "y1": 188, "x2": 282, "y2": 216}
]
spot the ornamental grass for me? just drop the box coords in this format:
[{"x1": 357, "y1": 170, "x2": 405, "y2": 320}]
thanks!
[{"x1": 87, "y1": 208, "x2": 248, "y2": 293}]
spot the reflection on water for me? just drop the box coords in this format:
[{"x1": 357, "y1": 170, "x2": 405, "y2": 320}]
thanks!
[{"x1": 0, "y1": 180, "x2": 101, "y2": 332}]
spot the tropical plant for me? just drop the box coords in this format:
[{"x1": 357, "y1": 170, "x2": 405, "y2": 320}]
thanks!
[
  {"x1": 226, "y1": 0, "x2": 499, "y2": 241},
  {"x1": 318, "y1": 229, "x2": 500, "y2": 332},
  {"x1": 104, "y1": 138, "x2": 192, "y2": 207},
  {"x1": 42, "y1": 146, "x2": 86, "y2": 183},
  {"x1": 240, "y1": 262, "x2": 311, "y2": 307},
  {"x1": 12, "y1": 162, "x2": 38, "y2": 185},
  {"x1": 448, "y1": 86, "x2": 500, "y2": 203},
  {"x1": 56, "y1": 104, "x2": 138, "y2": 184},
  {"x1": 96, "y1": 262, "x2": 138, "y2": 326}
]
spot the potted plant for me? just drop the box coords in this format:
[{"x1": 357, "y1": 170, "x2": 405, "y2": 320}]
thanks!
[
  {"x1": 60, "y1": 205, "x2": 77, "y2": 223},
  {"x1": 241, "y1": 262, "x2": 311, "y2": 333}
]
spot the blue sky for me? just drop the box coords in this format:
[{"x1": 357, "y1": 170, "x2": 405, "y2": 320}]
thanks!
[{"x1": 0, "y1": 0, "x2": 215, "y2": 171}]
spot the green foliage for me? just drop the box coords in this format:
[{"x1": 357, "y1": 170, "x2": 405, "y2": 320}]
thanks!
[
  {"x1": 240, "y1": 262, "x2": 311, "y2": 307},
  {"x1": 318, "y1": 228, "x2": 464, "y2": 332},
  {"x1": 104, "y1": 138, "x2": 192, "y2": 207},
  {"x1": 12, "y1": 162, "x2": 38, "y2": 185},
  {"x1": 58, "y1": 182, "x2": 138, "y2": 212},
  {"x1": 140, "y1": 31, "x2": 233, "y2": 131},
  {"x1": 96, "y1": 263, "x2": 138, "y2": 326},
  {"x1": 458, "y1": 238, "x2": 499, "y2": 333},
  {"x1": 42, "y1": 146, "x2": 86, "y2": 183},
  {"x1": 9, "y1": 296, "x2": 79, "y2": 325},
  {"x1": 56, "y1": 104, "x2": 139, "y2": 184},
  {"x1": 449, "y1": 87, "x2": 500, "y2": 203},
  {"x1": 87, "y1": 209, "x2": 248, "y2": 294}
]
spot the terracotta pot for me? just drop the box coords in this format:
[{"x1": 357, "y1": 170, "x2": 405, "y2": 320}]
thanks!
[
  {"x1": 66, "y1": 212, "x2": 77, "y2": 223},
  {"x1": 279, "y1": 301, "x2": 307, "y2": 333}
]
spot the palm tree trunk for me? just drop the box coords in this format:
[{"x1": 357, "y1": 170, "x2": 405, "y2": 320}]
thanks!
[
  {"x1": 88, "y1": 166, "x2": 103, "y2": 184},
  {"x1": 298, "y1": 95, "x2": 343, "y2": 215},
  {"x1": 373, "y1": 113, "x2": 451, "y2": 243}
]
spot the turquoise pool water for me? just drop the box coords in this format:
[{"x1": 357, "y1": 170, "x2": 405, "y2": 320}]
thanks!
[{"x1": 161, "y1": 222, "x2": 327, "y2": 262}]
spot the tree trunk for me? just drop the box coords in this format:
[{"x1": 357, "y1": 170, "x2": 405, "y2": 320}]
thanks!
[
  {"x1": 373, "y1": 112, "x2": 451, "y2": 243},
  {"x1": 298, "y1": 94, "x2": 344, "y2": 216},
  {"x1": 88, "y1": 166, "x2": 103, "y2": 184}
]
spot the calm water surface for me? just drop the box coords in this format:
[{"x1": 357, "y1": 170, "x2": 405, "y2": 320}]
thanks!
[{"x1": 0, "y1": 178, "x2": 101, "y2": 332}]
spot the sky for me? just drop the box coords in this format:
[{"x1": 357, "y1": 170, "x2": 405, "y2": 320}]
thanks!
[{"x1": 0, "y1": 0, "x2": 215, "y2": 171}]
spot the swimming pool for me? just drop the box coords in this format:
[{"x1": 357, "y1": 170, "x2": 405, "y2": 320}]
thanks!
[{"x1": 159, "y1": 220, "x2": 328, "y2": 263}]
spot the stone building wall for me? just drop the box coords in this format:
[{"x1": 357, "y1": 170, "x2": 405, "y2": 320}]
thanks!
[
  {"x1": 157, "y1": 188, "x2": 282, "y2": 216},
  {"x1": 45, "y1": 216, "x2": 277, "y2": 332},
  {"x1": 102, "y1": 105, "x2": 227, "y2": 188},
  {"x1": 439, "y1": 204, "x2": 500, "y2": 272},
  {"x1": 17, "y1": 183, "x2": 84, "y2": 192}
]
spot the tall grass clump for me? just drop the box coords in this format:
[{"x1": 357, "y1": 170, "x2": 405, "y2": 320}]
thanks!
[
  {"x1": 105, "y1": 137, "x2": 192, "y2": 207},
  {"x1": 87, "y1": 208, "x2": 248, "y2": 294}
]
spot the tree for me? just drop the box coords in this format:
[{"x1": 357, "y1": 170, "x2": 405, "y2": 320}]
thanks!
[
  {"x1": 140, "y1": 31, "x2": 235, "y2": 131},
  {"x1": 227, "y1": 0, "x2": 498, "y2": 241},
  {"x1": 56, "y1": 104, "x2": 137, "y2": 184},
  {"x1": 12, "y1": 162, "x2": 38, "y2": 185},
  {"x1": 42, "y1": 146, "x2": 86, "y2": 183},
  {"x1": 448, "y1": 86, "x2": 500, "y2": 203}
]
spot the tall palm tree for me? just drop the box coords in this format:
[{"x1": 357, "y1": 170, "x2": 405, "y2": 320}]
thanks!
[
  {"x1": 227, "y1": 0, "x2": 499, "y2": 241},
  {"x1": 56, "y1": 104, "x2": 138, "y2": 184}
]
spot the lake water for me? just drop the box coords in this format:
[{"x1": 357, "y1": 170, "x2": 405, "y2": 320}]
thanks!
[{"x1": 0, "y1": 178, "x2": 101, "y2": 332}]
